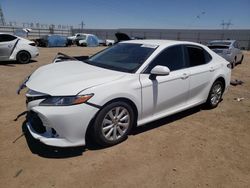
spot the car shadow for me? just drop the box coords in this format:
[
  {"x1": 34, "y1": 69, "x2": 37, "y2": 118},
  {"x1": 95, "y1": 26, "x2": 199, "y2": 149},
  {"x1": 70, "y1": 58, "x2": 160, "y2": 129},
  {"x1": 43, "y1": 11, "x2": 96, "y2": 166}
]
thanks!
[
  {"x1": 0, "y1": 60, "x2": 37, "y2": 67},
  {"x1": 20, "y1": 105, "x2": 204, "y2": 158}
]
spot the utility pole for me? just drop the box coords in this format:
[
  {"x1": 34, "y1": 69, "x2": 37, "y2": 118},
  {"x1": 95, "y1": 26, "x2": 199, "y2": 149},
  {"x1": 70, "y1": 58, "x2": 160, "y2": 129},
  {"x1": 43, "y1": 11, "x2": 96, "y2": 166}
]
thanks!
[
  {"x1": 0, "y1": 4, "x2": 5, "y2": 26},
  {"x1": 79, "y1": 19, "x2": 85, "y2": 33},
  {"x1": 221, "y1": 20, "x2": 225, "y2": 30},
  {"x1": 221, "y1": 20, "x2": 233, "y2": 30}
]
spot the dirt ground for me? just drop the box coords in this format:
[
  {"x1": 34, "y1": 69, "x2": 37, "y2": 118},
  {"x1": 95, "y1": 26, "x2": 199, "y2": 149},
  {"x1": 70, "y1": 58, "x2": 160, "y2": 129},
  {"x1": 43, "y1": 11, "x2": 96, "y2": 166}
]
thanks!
[{"x1": 0, "y1": 46, "x2": 250, "y2": 188}]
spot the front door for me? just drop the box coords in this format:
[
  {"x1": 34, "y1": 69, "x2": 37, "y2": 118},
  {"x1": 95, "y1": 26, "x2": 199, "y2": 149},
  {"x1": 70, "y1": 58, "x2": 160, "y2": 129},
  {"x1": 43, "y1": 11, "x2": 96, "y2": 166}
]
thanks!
[{"x1": 139, "y1": 45, "x2": 189, "y2": 122}]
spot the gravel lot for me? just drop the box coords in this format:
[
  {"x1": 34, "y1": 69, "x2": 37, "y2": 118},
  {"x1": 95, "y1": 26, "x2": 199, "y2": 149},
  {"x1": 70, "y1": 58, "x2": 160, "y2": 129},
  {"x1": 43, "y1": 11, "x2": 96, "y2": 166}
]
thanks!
[{"x1": 0, "y1": 46, "x2": 250, "y2": 188}]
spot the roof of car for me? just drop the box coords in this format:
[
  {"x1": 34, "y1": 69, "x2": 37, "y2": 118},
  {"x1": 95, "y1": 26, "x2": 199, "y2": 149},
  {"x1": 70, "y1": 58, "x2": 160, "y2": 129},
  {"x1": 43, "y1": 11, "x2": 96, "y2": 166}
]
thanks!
[{"x1": 121, "y1": 39, "x2": 204, "y2": 47}]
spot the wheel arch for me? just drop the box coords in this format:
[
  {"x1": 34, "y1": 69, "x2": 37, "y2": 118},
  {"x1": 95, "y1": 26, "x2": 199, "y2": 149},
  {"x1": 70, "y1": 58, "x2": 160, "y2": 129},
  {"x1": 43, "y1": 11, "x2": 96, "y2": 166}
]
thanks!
[
  {"x1": 214, "y1": 76, "x2": 226, "y2": 92},
  {"x1": 99, "y1": 97, "x2": 138, "y2": 126},
  {"x1": 85, "y1": 97, "x2": 139, "y2": 145}
]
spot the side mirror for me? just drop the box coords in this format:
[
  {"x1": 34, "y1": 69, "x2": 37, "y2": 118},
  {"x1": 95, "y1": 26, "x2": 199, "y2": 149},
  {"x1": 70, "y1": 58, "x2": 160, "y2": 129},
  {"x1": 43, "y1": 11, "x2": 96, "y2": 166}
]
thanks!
[{"x1": 149, "y1": 65, "x2": 170, "y2": 80}]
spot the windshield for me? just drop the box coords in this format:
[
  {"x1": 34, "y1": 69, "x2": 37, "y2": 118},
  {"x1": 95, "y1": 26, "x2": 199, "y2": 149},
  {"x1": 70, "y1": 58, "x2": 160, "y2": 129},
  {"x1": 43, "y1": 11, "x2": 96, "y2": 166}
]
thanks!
[{"x1": 86, "y1": 43, "x2": 157, "y2": 73}]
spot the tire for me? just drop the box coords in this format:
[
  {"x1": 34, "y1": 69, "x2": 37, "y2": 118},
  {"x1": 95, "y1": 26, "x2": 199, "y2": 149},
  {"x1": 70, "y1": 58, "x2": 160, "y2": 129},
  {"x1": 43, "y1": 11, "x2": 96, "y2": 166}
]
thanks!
[
  {"x1": 231, "y1": 58, "x2": 236, "y2": 69},
  {"x1": 239, "y1": 55, "x2": 244, "y2": 64},
  {"x1": 205, "y1": 80, "x2": 224, "y2": 109},
  {"x1": 92, "y1": 101, "x2": 134, "y2": 147},
  {"x1": 16, "y1": 51, "x2": 31, "y2": 64}
]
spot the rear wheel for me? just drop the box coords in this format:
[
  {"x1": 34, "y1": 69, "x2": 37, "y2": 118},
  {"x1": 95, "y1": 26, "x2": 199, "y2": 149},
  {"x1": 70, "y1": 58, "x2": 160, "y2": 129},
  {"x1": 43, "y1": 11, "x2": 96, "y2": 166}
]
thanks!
[
  {"x1": 92, "y1": 101, "x2": 134, "y2": 147},
  {"x1": 205, "y1": 80, "x2": 224, "y2": 109},
  {"x1": 17, "y1": 51, "x2": 31, "y2": 64}
]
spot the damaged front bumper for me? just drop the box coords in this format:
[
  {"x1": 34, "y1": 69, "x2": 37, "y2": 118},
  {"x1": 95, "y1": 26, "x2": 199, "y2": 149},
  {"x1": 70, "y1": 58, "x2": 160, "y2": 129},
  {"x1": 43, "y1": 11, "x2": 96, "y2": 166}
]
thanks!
[{"x1": 25, "y1": 96, "x2": 99, "y2": 147}]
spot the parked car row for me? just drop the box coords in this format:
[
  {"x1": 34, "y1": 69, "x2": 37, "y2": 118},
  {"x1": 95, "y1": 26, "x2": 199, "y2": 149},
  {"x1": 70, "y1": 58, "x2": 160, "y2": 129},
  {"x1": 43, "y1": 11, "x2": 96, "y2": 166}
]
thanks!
[
  {"x1": 0, "y1": 32, "x2": 244, "y2": 67},
  {"x1": 67, "y1": 33, "x2": 114, "y2": 47}
]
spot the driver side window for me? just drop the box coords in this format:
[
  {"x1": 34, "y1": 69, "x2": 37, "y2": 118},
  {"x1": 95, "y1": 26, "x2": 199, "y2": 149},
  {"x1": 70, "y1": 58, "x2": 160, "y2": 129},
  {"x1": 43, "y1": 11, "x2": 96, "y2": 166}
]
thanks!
[{"x1": 145, "y1": 45, "x2": 185, "y2": 73}]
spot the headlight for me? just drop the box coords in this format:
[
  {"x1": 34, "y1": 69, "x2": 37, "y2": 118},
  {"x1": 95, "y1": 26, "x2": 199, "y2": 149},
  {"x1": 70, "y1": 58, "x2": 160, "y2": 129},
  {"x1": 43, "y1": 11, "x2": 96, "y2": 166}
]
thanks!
[{"x1": 39, "y1": 94, "x2": 93, "y2": 106}]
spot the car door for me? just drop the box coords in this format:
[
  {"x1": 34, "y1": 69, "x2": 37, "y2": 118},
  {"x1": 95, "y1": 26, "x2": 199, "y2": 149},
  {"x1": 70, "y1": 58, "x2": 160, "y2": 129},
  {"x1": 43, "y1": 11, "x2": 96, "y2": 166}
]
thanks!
[
  {"x1": 184, "y1": 45, "x2": 215, "y2": 105},
  {"x1": 140, "y1": 45, "x2": 190, "y2": 120},
  {"x1": 0, "y1": 34, "x2": 18, "y2": 60}
]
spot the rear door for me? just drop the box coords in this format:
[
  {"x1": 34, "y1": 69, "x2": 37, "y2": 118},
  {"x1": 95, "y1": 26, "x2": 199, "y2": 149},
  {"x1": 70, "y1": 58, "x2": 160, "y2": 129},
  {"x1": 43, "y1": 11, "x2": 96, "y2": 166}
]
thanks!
[
  {"x1": 0, "y1": 34, "x2": 18, "y2": 60},
  {"x1": 184, "y1": 45, "x2": 215, "y2": 105}
]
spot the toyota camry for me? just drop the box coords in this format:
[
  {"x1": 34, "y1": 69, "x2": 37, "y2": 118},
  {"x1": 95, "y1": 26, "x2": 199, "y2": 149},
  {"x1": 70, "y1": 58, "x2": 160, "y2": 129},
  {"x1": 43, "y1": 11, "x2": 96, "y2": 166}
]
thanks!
[{"x1": 18, "y1": 40, "x2": 231, "y2": 147}]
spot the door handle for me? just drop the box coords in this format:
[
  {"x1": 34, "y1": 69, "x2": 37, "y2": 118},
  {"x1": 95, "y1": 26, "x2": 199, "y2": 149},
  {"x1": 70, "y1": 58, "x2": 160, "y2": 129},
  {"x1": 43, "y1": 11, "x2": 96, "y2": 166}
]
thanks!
[
  {"x1": 209, "y1": 67, "x2": 215, "y2": 72},
  {"x1": 181, "y1": 73, "x2": 189, "y2": 79}
]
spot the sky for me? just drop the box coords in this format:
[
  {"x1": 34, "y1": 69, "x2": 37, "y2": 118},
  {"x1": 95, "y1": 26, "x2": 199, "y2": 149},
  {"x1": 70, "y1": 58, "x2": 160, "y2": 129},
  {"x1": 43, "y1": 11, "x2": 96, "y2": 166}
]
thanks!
[{"x1": 1, "y1": 0, "x2": 250, "y2": 29}]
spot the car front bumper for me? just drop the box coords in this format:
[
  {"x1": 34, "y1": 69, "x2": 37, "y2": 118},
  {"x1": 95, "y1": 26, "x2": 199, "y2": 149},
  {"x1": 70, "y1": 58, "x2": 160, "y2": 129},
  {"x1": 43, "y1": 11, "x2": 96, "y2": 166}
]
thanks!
[{"x1": 26, "y1": 100, "x2": 99, "y2": 147}]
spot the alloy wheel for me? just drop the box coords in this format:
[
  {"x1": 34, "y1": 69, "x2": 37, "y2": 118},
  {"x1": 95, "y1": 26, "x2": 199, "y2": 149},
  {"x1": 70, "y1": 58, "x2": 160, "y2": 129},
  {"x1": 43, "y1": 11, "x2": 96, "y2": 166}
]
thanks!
[
  {"x1": 210, "y1": 83, "x2": 222, "y2": 106},
  {"x1": 101, "y1": 107, "x2": 130, "y2": 141}
]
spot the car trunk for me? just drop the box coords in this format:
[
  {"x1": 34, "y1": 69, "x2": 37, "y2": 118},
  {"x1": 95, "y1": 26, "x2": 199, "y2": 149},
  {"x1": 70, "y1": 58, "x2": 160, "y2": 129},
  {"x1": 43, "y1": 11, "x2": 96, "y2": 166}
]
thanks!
[{"x1": 208, "y1": 45, "x2": 229, "y2": 53}]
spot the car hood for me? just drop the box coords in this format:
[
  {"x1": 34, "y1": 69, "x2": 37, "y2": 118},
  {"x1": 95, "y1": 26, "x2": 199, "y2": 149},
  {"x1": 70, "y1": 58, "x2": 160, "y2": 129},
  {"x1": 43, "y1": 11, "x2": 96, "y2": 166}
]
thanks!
[{"x1": 26, "y1": 61, "x2": 126, "y2": 96}]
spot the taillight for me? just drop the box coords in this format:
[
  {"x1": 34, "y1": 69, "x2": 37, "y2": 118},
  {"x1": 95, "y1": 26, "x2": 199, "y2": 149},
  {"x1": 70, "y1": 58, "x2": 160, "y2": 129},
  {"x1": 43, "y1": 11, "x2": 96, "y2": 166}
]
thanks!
[{"x1": 29, "y1": 43, "x2": 36, "y2": 46}]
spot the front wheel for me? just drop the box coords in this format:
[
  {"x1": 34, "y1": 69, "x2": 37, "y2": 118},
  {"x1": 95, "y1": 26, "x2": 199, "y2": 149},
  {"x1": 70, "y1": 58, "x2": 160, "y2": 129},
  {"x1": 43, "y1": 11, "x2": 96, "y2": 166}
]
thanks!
[
  {"x1": 205, "y1": 80, "x2": 224, "y2": 109},
  {"x1": 92, "y1": 101, "x2": 134, "y2": 147}
]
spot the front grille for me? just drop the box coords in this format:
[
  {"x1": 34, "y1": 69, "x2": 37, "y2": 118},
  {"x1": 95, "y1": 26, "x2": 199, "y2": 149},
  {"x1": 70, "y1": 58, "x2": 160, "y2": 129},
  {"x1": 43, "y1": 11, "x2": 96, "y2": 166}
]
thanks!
[{"x1": 27, "y1": 111, "x2": 46, "y2": 133}]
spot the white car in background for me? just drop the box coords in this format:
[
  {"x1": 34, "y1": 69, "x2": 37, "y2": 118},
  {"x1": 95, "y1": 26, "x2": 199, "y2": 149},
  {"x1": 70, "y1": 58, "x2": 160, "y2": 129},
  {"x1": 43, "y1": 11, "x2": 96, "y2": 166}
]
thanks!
[
  {"x1": 105, "y1": 39, "x2": 115, "y2": 46},
  {"x1": 18, "y1": 40, "x2": 231, "y2": 147},
  {"x1": 208, "y1": 40, "x2": 244, "y2": 68},
  {"x1": 77, "y1": 33, "x2": 99, "y2": 47},
  {"x1": 0, "y1": 33, "x2": 39, "y2": 64}
]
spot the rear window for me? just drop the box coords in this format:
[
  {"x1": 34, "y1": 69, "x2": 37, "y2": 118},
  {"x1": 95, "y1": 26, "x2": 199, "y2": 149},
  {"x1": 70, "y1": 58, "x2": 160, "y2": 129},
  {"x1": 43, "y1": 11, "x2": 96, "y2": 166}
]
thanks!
[
  {"x1": 209, "y1": 42, "x2": 231, "y2": 46},
  {"x1": 208, "y1": 45, "x2": 229, "y2": 49},
  {"x1": 186, "y1": 46, "x2": 211, "y2": 67}
]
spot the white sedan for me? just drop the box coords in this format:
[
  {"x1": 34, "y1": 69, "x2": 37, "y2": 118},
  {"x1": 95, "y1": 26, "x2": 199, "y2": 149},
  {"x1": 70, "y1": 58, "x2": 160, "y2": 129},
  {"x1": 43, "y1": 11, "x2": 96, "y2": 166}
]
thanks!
[
  {"x1": 0, "y1": 33, "x2": 39, "y2": 64},
  {"x1": 208, "y1": 40, "x2": 244, "y2": 68},
  {"x1": 19, "y1": 40, "x2": 231, "y2": 147}
]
